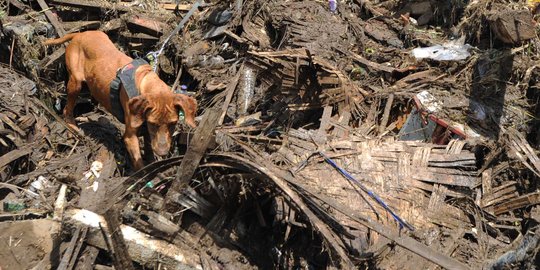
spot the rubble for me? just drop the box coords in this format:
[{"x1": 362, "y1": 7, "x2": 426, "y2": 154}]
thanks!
[{"x1": 1, "y1": 0, "x2": 540, "y2": 269}]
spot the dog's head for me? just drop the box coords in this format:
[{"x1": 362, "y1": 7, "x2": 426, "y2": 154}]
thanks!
[{"x1": 128, "y1": 93, "x2": 197, "y2": 157}]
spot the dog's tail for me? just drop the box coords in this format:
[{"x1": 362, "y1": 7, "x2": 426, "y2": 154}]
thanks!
[{"x1": 42, "y1": 33, "x2": 78, "y2": 46}]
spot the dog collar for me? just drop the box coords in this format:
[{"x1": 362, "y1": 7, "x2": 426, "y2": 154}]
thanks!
[{"x1": 109, "y1": 58, "x2": 149, "y2": 123}]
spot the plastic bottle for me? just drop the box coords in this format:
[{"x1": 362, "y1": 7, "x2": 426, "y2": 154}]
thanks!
[{"x1": 237, "y1": 65, "x2": 257, "y2": 115}]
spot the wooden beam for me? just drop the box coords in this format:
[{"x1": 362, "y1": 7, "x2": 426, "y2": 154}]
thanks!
[
  {"x1": 51, "y1": 0, "x2": 194, "y2": 12},
  {"x1": 36, "y1": 0, "x2": 66, "y2": 36},
  {"x1": 65, "y1": 208, "x2": 203, "y2": 268},
  {"x1": 162, "y1": 107, "x2": 221, "y2": 210},
  {"x1": 51, "y1": 0, "x2": 130, "y2": 12},
  {"x1": 64, "y1": 21, "x2": 101, "y2": 33},
  {"x1": 104, "y1": 206, "x2": 135, "y2": 270}
]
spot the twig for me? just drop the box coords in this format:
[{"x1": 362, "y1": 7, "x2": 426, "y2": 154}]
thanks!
[{"x1": 9, "y1": 37, "x2": 15, "y2": 69}]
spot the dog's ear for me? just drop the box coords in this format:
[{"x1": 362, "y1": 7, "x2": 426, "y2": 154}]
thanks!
[
  {"x1": 174, "y1": 94, "x2": 197, "y2": 128},
  {"x1": 128, "y1": 96, "x2": 149, "y2": 128}
]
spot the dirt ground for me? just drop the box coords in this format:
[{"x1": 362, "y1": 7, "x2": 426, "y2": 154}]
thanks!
[{"x1": 0, "y1": 220, "x2": 57, "y2": 270}]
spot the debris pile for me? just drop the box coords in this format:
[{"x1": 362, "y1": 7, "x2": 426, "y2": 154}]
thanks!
[{"x1": 2, "y1": 0, "x2": 540, "y2": 269}]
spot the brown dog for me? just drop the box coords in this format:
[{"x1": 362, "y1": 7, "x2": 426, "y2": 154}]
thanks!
[{"x1": 43, "y1": 31, "x2": 197, "y2": 170}]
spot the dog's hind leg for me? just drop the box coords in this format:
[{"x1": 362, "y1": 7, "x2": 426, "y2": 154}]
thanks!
[{"x1": 63, "y1": 74, "x2": 83, "y2": 130}]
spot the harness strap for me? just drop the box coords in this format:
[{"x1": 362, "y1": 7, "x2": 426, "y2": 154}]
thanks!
[{"x1": 109, "y1": 58, "x2": 149, "y2": 123}]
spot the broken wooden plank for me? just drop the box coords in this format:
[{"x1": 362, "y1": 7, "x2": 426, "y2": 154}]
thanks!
[
  {"x1": 481, "y1": 182, "x2": 518, "y2": 208},
  {"x1": 379, "y1": 93, "x2": 394, "y2": 134},
  {"x1": 104, "y1": 206, "x2": 135, "y2": 270},
  {"x1": 36, "y1": 0, "x2": 66, "y2": 37},
  {"x1": 0, "y1": 144, "x2": 34, "y2": 169},
  {"x1": 219, "y1": 64, "x2": 244, "y2": 125},
  {"x1": 507, "y1": 128, "x2": 540, "y2": 177},
  {"x1": 121, "y1": 32, "x2": 160, "y2": 42},
  {"x1": 482, "y1": 168, "x2": 493, "y2": 196},
  {"x1": 341, "y1": 49, "x2": 396, "y2": 74},
  {"x1": 74, "y1": 246, "x2": 100, "y2": 270},
  {"x1": 64, "y1": 21, "x2": 101, "y2": 33},
  {"x1": 317, "y1": 106, "x2": 333, "y2": 136},
  {"x1": 158, "y1": 3, "x2": 191, "y2": 11},
  {"x1": 65, "y1": 208, "x2": 203, "y2": 269},
  {"x1": 0, "y1": 113, "x2": 26, "y2": 136},
  {"x1": 57, "y1": 226, "x2": 89, "y2": 270},
  {"x1": 41, "y1": 47, "x2": 66, "y2": 68},
  {"x1": 126, "y1": 16, "x2": 168, "y2": 37},
  {"x1": 494, "y1": 191, "x2": 540, "y2": 215},
  {"x1": 100, "y1": 18, "x2": 124, "y2": 32},
  {"x1": 77, "y1": 147, "x2": 117, "y2": 213},
  {"x1": 332, "y1": 111, "x2": 351, "y2": 138},
  {"x1": 163, "y1": 107, "x2": 221, "y2": 211},
  {"x1": 51, "y1": 0, "x2": 130, "y2": 12},
  {"x1": 412, "y1": 171, "x2": 478, "y2": 187}
]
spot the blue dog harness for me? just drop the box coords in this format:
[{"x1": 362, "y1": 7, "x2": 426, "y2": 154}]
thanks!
[{"x1": 109, "y1": 58, "x2": 149, "y2": 123}]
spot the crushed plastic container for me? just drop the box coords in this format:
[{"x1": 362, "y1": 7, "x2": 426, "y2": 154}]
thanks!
[
  {"x1": 412, "y1": 41, "x2": 472, "y2": 61},
  {"x1": 28, "y1": 175, "x2": 49, "y2": 198}
]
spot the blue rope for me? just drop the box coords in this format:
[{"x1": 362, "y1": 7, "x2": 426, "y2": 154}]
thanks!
[{"x1": 319, "y1": 151, "x2": 415, "y2": 231}]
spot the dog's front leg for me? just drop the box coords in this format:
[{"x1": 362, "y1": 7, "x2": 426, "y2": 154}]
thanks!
[
  {"x1": 124, "y1": 127, "x2": 144, "y2": 170},
  {"x1": 142, "y1": 128, "x2": 155, "y2": 163}
]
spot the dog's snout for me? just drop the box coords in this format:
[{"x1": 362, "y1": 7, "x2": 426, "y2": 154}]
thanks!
[
  {"x1": 153, "y1": 135, "x2": 170, "y2": 157},
  {"x1": 158, "y1": 141, "x2": 167, "y2": 149},
  {"x1": 154, "y1": 146, "x2": 169, "y2": 157}
]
